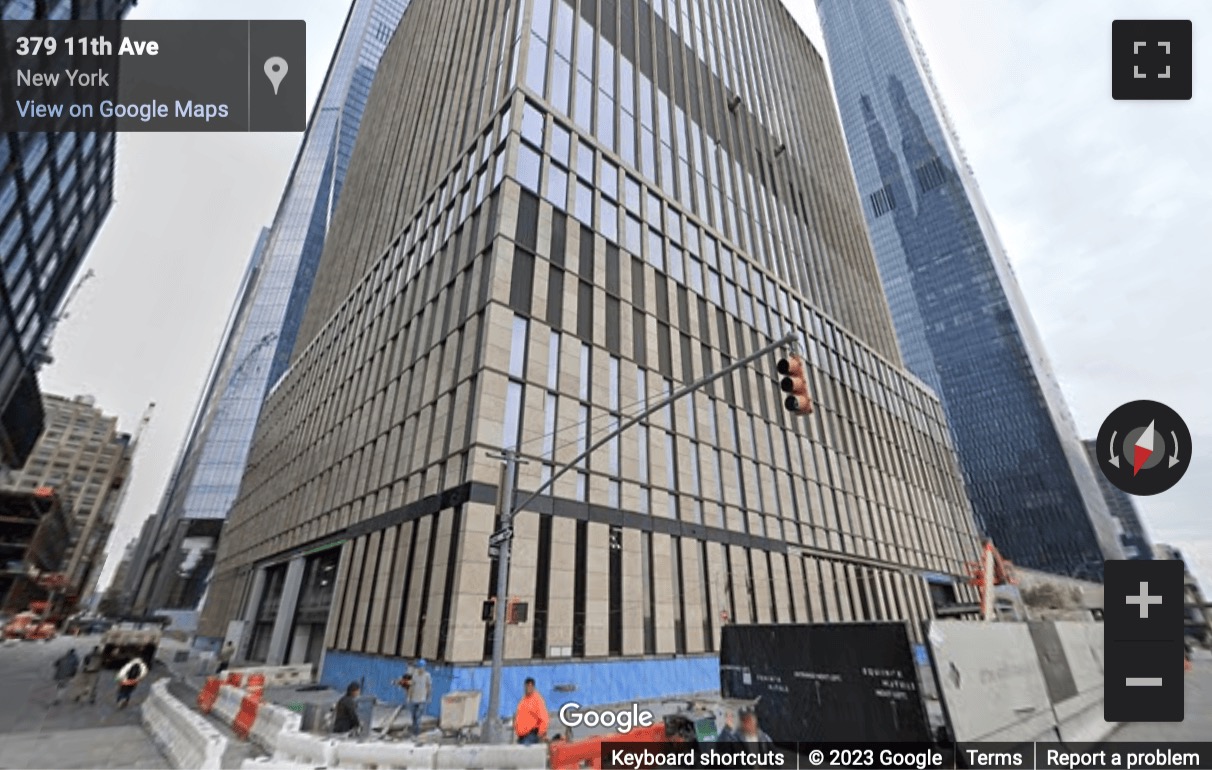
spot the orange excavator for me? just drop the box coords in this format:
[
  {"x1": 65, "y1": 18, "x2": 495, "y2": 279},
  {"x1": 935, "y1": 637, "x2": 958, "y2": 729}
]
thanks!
[{"x1": 965, "y1": 540, "x2": 1017, "y2": 621}]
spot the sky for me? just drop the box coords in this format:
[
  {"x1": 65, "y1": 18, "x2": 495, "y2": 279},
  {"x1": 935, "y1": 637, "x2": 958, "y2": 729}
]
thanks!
[{"x1": 40, "y1": 1, "x2": 1210, "y2": 596}]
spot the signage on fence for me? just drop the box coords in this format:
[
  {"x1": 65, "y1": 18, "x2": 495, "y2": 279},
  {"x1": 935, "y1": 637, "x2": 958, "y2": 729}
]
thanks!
[{"x1": 720, "y1": 622, "x2": 931, "y2": 743}]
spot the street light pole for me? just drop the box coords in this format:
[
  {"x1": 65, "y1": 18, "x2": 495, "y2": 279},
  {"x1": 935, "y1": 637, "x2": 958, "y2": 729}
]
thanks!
[
  {"x1": 483, "y1": 447, "x2": 519, "y2": 745},
  {"x1": 480, "y1": 331, "x2": 798, "y2": 743}
]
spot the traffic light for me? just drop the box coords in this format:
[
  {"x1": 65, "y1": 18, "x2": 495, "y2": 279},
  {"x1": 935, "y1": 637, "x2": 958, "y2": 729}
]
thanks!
[
  {"x1": 507, "y1": 598, "x2": 529, "y2": 624},
  {"x1": 777, "y1": 355, "x2": 813, "y2": 415}
]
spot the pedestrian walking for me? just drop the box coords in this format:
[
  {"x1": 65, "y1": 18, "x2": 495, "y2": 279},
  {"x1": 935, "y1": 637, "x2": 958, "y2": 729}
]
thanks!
[
  {"x1": 715, "y1": 706, "x2": 775, "y2": 751},
  {"x1": 332, "y1": 682, "x2": 362, "y2": 735},
  {"x1": 216, "y1": 641, "x2": 235, "y2": 674},
  {"x1": 115, "y1": 657, "x2": 149, "y2": 709},
  {"x1": 403, "y1": 659, "x2": 432, "y2": 735},
  {"x1": 51, "y1": 649, "x2": 79, "y2": 705},
  {"x1": 513, "y1": 677, "x2": 549, "y2": 745},
  {"x1": 73, "y1": 646, "x2": 103, "y2": 704}
]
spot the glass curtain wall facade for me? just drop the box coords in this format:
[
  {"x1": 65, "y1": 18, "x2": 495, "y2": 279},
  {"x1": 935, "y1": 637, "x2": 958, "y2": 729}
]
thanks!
[
  {"x1": 127, "y1": 0, "x2": 411, "y2": 626},
  {"x1": 201, "y1": 0, "x2": 981, "y2": 697},
  {"x1": 1083, "y1": 440, "x2": 1152, "y2": 561},
  {"x1": 816, "y1": 0, "x2": 1123, "y2": 578},
  {"x1": 0, "y1": 0, "x2": 134, "y2": 468},
  {"x1": 127, "y1": 230, "x2": 268, "y2": 618}
]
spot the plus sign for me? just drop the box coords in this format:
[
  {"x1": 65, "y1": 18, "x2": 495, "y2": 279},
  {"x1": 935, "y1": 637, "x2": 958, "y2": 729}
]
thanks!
[{"x1": 1126, "y1": 581, "x2": 1163, "y2": 618}]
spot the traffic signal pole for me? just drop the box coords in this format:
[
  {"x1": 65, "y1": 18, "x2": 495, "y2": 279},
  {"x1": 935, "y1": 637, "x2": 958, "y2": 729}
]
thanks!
[
  {"x1": 481, "y1": 330, "x2": 798, "y2": 743},
  {"x1": 483, "y1": 447, "x2": 520, "y2": 745}
]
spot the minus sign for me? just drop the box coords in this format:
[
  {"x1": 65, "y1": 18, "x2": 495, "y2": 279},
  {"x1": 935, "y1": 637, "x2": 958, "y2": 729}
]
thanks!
[{"x1": 1126, "y1": 677, "x2": 1164, "y2": 686}]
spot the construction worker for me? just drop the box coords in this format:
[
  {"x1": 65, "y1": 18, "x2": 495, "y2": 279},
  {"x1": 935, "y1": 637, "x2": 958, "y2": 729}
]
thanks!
[
  {"x1": 404, "y1": 659, "x2": 432, "y2": 736},
  {"x1": 51, "y1": 648, "x2": 79, "y2": 705},
  {"x1": 74, "y1": 646, "x2": 103, "y2": 704},
  {"x1": 333, "y1": 682, "x2": 362, "y2": 734},
  {"x1": 513, "y1": 677, "x2": 549, "y2": 744},
  {"x1": 115, "y1": 657, "x2": 149, "y2": 709},
  {"x1": 216, "y1": 641, "x2": 235, "y2": 674}
]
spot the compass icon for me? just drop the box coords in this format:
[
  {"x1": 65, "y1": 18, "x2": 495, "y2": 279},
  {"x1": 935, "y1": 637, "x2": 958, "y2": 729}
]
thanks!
[{"x1": 1096, "y1": 400, "x2": 1191, "y2": 496}]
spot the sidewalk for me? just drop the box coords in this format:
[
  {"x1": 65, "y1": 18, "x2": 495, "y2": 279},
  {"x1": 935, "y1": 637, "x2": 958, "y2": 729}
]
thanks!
[
  {"x1": 0, "y1": 634, "x2": 168, "y2": 769},
  {"x1": 0, "y1": 726, "x2": 165, "y2": 770}
]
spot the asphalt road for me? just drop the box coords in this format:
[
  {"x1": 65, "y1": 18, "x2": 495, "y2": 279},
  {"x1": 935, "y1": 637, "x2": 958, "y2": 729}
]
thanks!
[{"x1": 0, "y1": 633, "x2": 166, "y2": 768}]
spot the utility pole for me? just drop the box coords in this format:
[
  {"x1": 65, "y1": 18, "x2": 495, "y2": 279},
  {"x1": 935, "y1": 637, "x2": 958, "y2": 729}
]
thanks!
[
  {"x1": 480, "y1": 330, "x2": 798, "y2": 743},
  {"x1": 483, "y1": 447, "x2": 522, "y2": 745}
]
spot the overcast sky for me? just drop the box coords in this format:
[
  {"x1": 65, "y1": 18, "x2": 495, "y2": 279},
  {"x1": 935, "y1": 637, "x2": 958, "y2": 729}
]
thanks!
[{"x1": 42, "y1": 1, "x2": 1210, "y2": 595}]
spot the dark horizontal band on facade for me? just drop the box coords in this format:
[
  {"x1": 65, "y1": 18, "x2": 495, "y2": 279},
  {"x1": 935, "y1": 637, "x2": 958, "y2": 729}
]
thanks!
[{"x1": 253, "y1": 480, "x2": 950, "y2": 580}]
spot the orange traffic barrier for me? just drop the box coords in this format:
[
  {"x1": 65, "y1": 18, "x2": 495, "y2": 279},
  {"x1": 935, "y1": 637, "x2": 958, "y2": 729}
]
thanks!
[
  {"x1": 231, "y1": 689, "x2": 263, "y2": 740},
  {"x1": 197, "y1": 677, "x2": 221, "y2": 713},
  {"x1": 550, "y1": 723, "x2": 668, "y2": 769},
  {"x1": 225, "y1": 672, "x2": 243, "y2": 687},
  {"x1": 247, "y1": 673, "x2": 266, "y2": 692}
]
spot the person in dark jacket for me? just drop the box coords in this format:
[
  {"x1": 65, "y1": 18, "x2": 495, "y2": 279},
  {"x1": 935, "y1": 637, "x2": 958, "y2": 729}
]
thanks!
[
  {"x1": 74, "y1": 646, "x2": 103, "y2": 704},
  {"x1": 716, "y1": 707, "x2": 775, "y2": 751},
  {"x1": 333, "y1": 682, "x2": 362, "y2": 734},
  {"x1": 51, "y1": 649, "x2": 79, "y2": 705}
]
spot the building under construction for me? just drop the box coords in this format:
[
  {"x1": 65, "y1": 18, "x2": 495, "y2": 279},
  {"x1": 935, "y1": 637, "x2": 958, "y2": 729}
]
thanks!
[
  {"x1": 2, "y1": 394, "x2": 138, "y2": 606},
  {"x1": 0, "y1": 487, "x2": 69, "y2": 613}
]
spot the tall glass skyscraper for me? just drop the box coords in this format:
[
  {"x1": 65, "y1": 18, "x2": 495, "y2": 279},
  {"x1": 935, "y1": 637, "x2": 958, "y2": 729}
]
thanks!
[
  {"x1": 127, "y1": 0, "x2": 411, "y2": 628},
  {"x1": 0, "y1": 0, "x2": 135, "y2": 468},
  {"x1": 816, "y1": 0, "x2": 1123, "y2": 578},
  {"x1": 201, "y1": 0, "x2": 981, "y2": 700},
  {"x1": 1084, "y1": 440, "x2": 1152, "y2": 561}
]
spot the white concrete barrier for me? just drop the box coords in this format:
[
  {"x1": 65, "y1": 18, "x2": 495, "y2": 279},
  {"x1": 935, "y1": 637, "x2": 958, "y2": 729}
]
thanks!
[
  {"x1": 432, "y1": 744, "x2": 549, "y2": 770},
  {"x1": 250, "y1": 700, "x2": 305, "y2": 754},
  {"x1": 229, "y1": 664, "x2": 316, "y2": 686},
  {"x1": 240, "y1": 757, "x2": 315, "y2": 770},
  {"x1": 272, "y1": 730, "x2": 338, "y2": 768},
  {"x1": 927, "y1": 620, "x2": 1059, "y2": 743},
  {"x1": 213, "y1": 684, "x2": 247, "y2": 723},
  {"x1": 333, "y1": 740, "x2": 439, "y2": 769},
  {"x1": 143, "y1": 679, "x2": 227, "y2": 770},
  {"x1": 1052, "y1": 622, "x2": 1114, "y2": 743}
]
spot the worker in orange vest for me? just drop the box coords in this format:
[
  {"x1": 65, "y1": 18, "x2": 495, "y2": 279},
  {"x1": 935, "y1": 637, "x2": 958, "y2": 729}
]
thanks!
[
  {"x1": 115, "y1": 657, "x2": 149, "y2": 709},
  {"x1": 514, "y1": 677, "x2": 549, "y2": 744}
]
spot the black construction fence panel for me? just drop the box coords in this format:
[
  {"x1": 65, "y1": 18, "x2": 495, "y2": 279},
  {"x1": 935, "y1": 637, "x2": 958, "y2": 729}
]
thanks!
[{"x1": 719, "y1": 621, "x2": 932, "y2": 742}]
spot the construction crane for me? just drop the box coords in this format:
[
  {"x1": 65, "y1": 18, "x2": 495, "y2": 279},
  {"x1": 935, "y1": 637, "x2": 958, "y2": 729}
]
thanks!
[
  {"x1": 130, "y1": 402, "x2": 155, "y2": 448},
  {"x1": 32, "y1": 268, "x2": 96, "y2": 368}
]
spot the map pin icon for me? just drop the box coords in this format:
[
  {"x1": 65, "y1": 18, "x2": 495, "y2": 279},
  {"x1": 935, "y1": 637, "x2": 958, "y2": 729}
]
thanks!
[{"x1": 264, "y1": 57, "x2": 288, "y2": 95}]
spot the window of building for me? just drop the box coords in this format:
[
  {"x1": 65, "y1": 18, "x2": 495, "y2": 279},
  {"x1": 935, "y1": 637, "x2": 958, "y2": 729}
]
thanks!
[
  {"x1": 545, "y1": 164, "x2": 568, "y2": 208},
  {"x1": 572, "y1": 519, "x2": 588, "y2": 656},
  {"x1": 641, "y1": 531, "x2": 655, "y2": 653},
  {"x1": 517, "y1": 145, "x2": 542, "y2": 192},
  {"x1": 608, "y1": 525, "x2": 623, "y2": 654},
  {"x1": 574, "y1": 181, "x2": 593, "y2": 225}
]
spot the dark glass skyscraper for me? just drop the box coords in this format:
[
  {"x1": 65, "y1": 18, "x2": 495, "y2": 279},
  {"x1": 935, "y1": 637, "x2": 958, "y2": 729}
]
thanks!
[
  {"x1": 1083, "y1": 439, "x2": 1152, "y2": 561},
  {"x1": 816, "y1": 0, "x2": 1123, "y2": 578},
  {"x1": 0, "y1": 0, "x2": 135, "y2": 467},
  {"x1": 126, "y1": 0, "x2": 411, "y2": 629}
]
